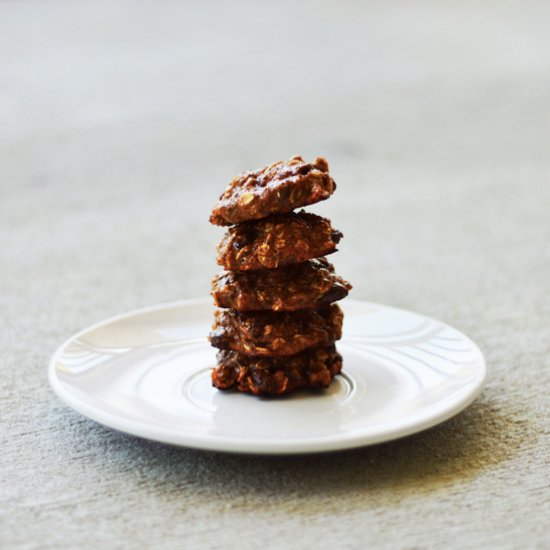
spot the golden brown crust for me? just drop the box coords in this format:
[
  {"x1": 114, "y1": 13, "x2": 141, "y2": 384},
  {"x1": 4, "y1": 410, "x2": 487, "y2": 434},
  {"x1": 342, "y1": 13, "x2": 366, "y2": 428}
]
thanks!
[
  {"x1": 216, "y1": 211, "x2": 342, "y2": 271},
  {"x1": 209, "y1": 304, "x2": 343, "y2": 356},
  {"x1": 211, "y1": 345, "x2": 342, "y2": 395},
  {"x1": 211, "y1": 257, "x2": 352, "y2": 312},
  {"x1": 209, "y1": 156, "x2": 336, "y2": 226}
]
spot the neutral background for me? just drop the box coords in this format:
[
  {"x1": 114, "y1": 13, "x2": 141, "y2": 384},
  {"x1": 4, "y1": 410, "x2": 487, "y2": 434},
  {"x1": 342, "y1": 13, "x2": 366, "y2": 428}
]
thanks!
[{"x1": 2, "y1": 1, "x2": 549, "y2": 548}]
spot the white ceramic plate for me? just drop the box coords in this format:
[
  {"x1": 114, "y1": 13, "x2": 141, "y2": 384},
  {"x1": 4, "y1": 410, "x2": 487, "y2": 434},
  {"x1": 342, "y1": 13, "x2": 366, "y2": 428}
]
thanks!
[{"x1": 49, "y1": 299, "x2": 486, "y2": 454}]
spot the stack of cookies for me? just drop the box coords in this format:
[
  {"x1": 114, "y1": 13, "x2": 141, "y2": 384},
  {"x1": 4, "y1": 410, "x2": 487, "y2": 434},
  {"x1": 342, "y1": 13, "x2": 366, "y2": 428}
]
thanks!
[{"x1": 208, "y1": 156, "x2": 352, "y2": 396}]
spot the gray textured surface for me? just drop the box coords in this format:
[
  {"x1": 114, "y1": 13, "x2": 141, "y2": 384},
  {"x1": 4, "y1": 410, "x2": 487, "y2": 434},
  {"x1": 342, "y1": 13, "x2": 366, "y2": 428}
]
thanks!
[{"x1": 1, "y1": 1, "x2": 549, "y2": 548}]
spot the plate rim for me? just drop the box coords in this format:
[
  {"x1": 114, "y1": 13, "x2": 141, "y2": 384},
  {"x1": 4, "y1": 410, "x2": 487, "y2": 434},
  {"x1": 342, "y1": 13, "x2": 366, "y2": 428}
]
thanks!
[{"x1": 48, "y1": 298, "x2": 487, "y2": 454}]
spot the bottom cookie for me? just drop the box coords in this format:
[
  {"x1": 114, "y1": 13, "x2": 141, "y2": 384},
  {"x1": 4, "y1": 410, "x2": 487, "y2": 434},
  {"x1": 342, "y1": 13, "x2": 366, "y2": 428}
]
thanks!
[{"x1": 212, "y1": 345, "x2": 342, "y2": 396}]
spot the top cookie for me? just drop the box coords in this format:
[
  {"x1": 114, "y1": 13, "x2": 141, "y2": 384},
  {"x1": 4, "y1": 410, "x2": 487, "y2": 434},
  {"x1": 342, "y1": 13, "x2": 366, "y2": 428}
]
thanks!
[{"x1": 209, "y1": 156, "x2": 336, "y2": 226}]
